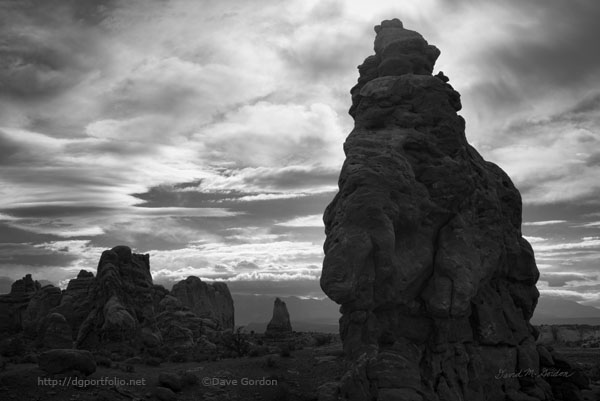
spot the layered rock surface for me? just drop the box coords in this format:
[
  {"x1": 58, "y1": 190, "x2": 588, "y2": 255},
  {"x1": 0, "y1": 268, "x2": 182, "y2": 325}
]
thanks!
[
  {"x1": 321, "y1": 18, "x2": 586, "y2": 401},
  {"x1": 0, "y1": 274, "x2": 41, "y2": 333},
  {"x1": 265, "y1": 298, "x2": 292, "y2": 336},
  {"x1": 0, "y1": 246, "x2": 234, "y2": 357},
  {"x1": 171, "y1": 276, "x2": 234, "y2": 330}
]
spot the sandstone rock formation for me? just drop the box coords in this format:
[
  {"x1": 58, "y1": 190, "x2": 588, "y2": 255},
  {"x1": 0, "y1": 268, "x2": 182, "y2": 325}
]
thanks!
[
  {"x1": 171, "y1": 276, "x2": 234, "y2": 330},
  {"x1": 0, "y1": 274, "x2": 41, "y2": 333},
  {"x1": 75, "y1": 246, "x2": 162, "y2": 348},
  {"x1": 320, "y1": 18, "x2": 586, "y2": 401},
  {"x1": 0, "y1": 246, "x2": 233, "y2": 359},
  {"x1": 22, "y1": 285, "x2": 62, "y2": 338},
  {"x1": 51, "y1": 270, "x2": 96, "y2": 338},
  {"x1": 265, "y1": 298, "x2": 292, "y2": 336}
]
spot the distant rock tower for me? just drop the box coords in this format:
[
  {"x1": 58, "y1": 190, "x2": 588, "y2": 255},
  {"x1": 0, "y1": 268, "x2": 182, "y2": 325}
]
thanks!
[
  {"x1": 265, "y1": 298, "x2": 292, "y2": 336},
  {"x1": 320, "y1": 18, "x2": 588, "y2": 401}
]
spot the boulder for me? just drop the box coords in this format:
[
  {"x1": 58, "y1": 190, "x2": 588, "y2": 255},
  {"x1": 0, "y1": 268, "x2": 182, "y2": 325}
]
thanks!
[
  {"x1": 0, "y1": 247, "x2": 235, "y2": 362},
  {"x1": 75, "y1": 246, "x2": 161, "y2": 349},
  {"x1": 265, "y1": 298, "x2": 292, "y2": 336},
  {"x1": 50, "y1": 270, "x2": 96, "y2": 337},
  {"x1": 320, "y1": 18, "x2": 587, "y2": 401},
  {"x1": 154, "y1": 386, "x2": 177, "y2": 401},
  {"x1": 158, "y1": 372, "x2": 182, "y2": 392},
  {"x1": 171, "y1": 276, "x2": 234, "y2": 330},
  {"x1": 38, "y1": 349, "x2": 96, "y2": 376}
]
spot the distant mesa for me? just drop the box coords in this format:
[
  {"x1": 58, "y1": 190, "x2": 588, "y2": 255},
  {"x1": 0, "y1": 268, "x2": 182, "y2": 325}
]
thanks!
[
  {"x1": 0, "y1": 245, "x2": 235, "y2": 360},
  {"x1": 265, "y1": 297, "x2": 292, "y2": 336},
  {"x1": 319, "y1": 18, "x2": 588, "y2": 401}
]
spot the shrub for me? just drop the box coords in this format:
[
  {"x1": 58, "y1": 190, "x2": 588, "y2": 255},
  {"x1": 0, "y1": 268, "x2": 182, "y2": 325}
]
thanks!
[
  {"x1": 248, "y1": 345, "x2": 269, "y2": 358},
  {"x1": 264, "y1": 355, "x2": 277, "y2": 368},
  {"x1": 218, "y1": 327, "x2": 250, "y2": 357},
  {"x1": 314, "y1": 334, "x2": 332, "y2": 347},
  {"x1": 279, "y1": 344, "x2": 291, "y2": 358},
  {"x1": 180, "y1": 371, "x2": 199, "y2": 387}
]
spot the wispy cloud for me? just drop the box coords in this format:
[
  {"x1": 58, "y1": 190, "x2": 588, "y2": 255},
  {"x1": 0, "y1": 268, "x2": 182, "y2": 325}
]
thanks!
[{"x1": 0, "y1": 0, "x2": 599, "y2": 300}]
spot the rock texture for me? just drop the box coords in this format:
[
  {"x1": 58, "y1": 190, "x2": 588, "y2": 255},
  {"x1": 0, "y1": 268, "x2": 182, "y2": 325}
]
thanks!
[
  {"x1": 265, "y1": 298, "x2": 292, "y2": 336},
  {"x1": 75, "y1": 246, "x2": 161, "y2": 348},
  {"x1": 321, "y1": 18, "x2": 586, "y2": 401},
  {"x1": 0, "y1": 274, "x2": 41, "y2": 333},
  {"x1": 171, "y1": 276, "x2": 234, "y2": 330},
  {"x1": 23, "y1": 285, "x2": 62, "y2": 338},
  {"x1": 0, "y1": 246, "x2": 233, "y2": 359},
  {"x1": 51, "y1": 270, "x2": 96, "y2": 338}
]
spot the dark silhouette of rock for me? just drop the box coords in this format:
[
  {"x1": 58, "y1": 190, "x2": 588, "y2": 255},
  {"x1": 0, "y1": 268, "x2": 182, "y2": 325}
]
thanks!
[
  {"x1": 38, "y1": 349, "x2": 96, "y2": 376},
  {"x1": 22, "y1": 285, "x2": 62, "y2": 338},
  {"x1": 0, "y1": 274, "x2": 41, "y2": 333},
  {"x1": 41, "y1": 313, "x2": 73, "y2": 349},
  {"x1": 320, "y1": 18, "x2": 586, "y2": 401},
  {"x1": 75, "y1": 246, "x2": 168, "y2": 349},
  {"x1": 158, "y1": 372, "x2": 182, "y2": 392},
  {"x1": 50, "y1": 270, "x2": 96, "y2": 338},
  {"x1": 171, "y1": 276, "x2": 234, "y2": 330},
  {"x1": 265, "y1": 298, "x2": 292, "y2": 336},
  {"x1": 0, "y1": 246, "x2": 231, "y2": 362},
  {"x1": 156, "y1": 295, "x2": 205, "y2": 352}
]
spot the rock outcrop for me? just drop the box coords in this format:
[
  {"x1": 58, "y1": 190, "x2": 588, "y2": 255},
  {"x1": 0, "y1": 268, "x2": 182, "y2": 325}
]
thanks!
[
  {"x1": 0, "y1": 246, "x2": 232, "y2": 360},
  {"x1": 75, "y1": 246, "x2": 162, "y2": 349},
  {"x1": 265, "y1": 298, "x2": 292, "y2": 336},
  {"x1": 171, "y1": 276, "x2": 234, "y2": 330},
  {"x1": 22, "y1": 285, "x2": 62, "y2": 338},
  {"x1": 41, "y1": 313, "x2": 73, "y2": 349},
  {"x1": 320, "y1": 18, "x2": 586, "y2": 401},
  {"x1": 0, "y1": 274, "x2": 41, "y2": 333},
  {"x1": 51, "y1": 270, "x2": 96, "y2": 338}
]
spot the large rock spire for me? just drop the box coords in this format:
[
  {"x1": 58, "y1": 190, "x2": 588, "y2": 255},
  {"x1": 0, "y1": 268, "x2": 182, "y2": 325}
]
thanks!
[{"x1": 320, "y1": 18, "x2": 587, "y2": 401}]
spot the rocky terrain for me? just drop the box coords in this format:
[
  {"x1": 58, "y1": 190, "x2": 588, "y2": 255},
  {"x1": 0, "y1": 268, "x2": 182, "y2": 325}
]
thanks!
[
  {"x1": 319, "y1": 18, "x2": 590, "y2": 401},
  {"x1": 0, "y1": 246, "x2": 234, "y2": 359},
  {"x1": 0, "y1": 246, "x2": 348, "y2": 401}
]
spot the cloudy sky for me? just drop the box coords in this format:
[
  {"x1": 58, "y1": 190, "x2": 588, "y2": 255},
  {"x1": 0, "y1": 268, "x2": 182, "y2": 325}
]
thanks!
[{"x1": 1, "y1": 0, "x2": 599, "y2": 306}]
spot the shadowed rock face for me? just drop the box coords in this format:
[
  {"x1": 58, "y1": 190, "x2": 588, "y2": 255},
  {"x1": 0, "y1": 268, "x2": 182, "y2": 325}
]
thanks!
[
  {"x1": 266, "y1": 298, "x2": 292, "y2": 336},
  {"x1": 0, "y1": 246, "x2": 234, "y2": 358},
  {"x1": 171, "y1": 276, "x2": 234, "y2": 330},
  {"x1": 0, "y1": 274, "x2": 41, "y2": 333},
  {"x1": 51, "y1": 269, "x2": 96, "y2": 338},
  {"x1": 75, "y1": 246, "x2": 161, "y2": 348},
  {"x1": 321, "y1": 18, "x2": 585, "y2": 401}
]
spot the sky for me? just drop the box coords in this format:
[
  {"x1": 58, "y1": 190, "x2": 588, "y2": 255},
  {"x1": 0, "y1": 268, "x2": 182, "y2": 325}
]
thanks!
[{"x1": 0, "y1": 0, "x2": 599, "y2": 306}]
